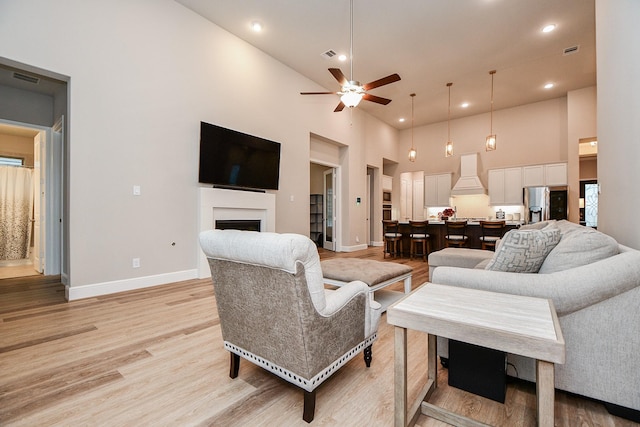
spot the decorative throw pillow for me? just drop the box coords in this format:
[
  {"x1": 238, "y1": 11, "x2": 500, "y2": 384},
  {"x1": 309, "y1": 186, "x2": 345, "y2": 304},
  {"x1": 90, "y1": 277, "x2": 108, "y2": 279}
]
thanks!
[
  {"x1": 538, "y1": 220, "x2": 619, "y2": 273},
  {"x1": 485, "y1": 225, "x2": 561, "y2": 273}
]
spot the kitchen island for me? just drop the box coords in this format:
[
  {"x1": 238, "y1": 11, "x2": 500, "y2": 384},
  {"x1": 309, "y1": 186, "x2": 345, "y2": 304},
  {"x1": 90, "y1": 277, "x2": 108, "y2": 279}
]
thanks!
[{"x1": 396, "y1": 220, "x2": 521, "y2": 255}]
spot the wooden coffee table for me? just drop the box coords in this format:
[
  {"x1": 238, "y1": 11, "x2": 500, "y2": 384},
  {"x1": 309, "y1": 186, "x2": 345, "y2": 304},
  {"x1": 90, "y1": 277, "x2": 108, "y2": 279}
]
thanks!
[{"x1": 387, "y1": 283, "x2": 565, "y2": 427}]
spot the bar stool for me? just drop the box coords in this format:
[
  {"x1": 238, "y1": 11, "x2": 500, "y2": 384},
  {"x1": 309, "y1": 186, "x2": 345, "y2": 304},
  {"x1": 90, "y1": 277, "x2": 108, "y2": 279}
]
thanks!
[
  {"x1": 409, "y1": 220, "x2": 430, "y2": 261},
  {"x1": 382, "y1": 220, "x2": 402, "y2": 258},
  {"x1": 479, "y1": 220, "x2": 506, "y2": 251},
  {"x1": 444, "y1": 219, "x2": 469, "y2": 248}
]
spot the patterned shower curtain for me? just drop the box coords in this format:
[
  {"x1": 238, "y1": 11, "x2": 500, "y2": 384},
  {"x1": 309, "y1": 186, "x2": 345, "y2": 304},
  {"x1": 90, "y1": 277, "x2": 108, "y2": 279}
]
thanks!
[{"x1": 0, "y1": 166, "x2": 34, "y2": 260}]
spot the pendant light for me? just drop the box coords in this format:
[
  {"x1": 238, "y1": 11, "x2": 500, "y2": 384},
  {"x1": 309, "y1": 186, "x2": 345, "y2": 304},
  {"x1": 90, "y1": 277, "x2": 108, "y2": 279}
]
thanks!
[
  {"x1": 408, "y1": 93, "x2": 417, "y2": 162},
  {"x1": 445, "y1": 82, "x2": 454, "y2": 157},
  {"x1": 486, "y1": 70, "x2": 497, "y2": 151}
]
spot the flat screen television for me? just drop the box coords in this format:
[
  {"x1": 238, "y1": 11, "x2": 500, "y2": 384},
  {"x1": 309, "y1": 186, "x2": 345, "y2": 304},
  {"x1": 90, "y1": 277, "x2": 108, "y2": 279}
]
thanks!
[{"x1": 198, "y1": 121, "x2": 281, "y2": 191}]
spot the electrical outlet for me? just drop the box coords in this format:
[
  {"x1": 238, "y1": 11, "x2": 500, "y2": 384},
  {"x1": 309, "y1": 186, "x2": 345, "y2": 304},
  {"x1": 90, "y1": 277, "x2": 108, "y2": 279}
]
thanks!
[
  {"x1": 132, "y1": 258, "x2": 140, "y2": 268},
  {"x1": 133, "y1": 185, "x2": 141, "y2": 196}
]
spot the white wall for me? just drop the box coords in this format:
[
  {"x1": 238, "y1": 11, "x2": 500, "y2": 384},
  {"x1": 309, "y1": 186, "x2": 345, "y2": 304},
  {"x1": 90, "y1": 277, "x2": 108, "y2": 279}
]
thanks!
[
  {"x1": 0, "y1": 0, "x2": 399, "y2": 294},
  {"x1": 395, "y1": 97, "x2": 569, "y2": 192},
  {"x1": 596, "y1": 0, "x2": 640, "y2": 248}
]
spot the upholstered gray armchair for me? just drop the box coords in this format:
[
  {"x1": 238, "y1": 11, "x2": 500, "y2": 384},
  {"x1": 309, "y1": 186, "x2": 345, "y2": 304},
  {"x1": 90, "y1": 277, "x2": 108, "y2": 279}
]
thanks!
[{"x1": 199, "y1": 229, "x2": 381, "y2": 423}]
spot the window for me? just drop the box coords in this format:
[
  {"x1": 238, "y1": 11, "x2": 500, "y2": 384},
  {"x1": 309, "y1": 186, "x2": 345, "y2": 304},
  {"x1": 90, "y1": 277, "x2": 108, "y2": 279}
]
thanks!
[
  {"x1": 584, "y1": 183, "x2": 598, "y2": 228},
  {"x1": 0, "y1": 156, "x2": 24, "y2": 166}
]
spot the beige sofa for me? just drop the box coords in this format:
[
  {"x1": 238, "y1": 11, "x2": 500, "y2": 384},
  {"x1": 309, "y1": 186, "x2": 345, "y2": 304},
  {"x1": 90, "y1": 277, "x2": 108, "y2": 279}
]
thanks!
[{"x1": 428, "y1": 220, "x2": 640, "y2": 418}]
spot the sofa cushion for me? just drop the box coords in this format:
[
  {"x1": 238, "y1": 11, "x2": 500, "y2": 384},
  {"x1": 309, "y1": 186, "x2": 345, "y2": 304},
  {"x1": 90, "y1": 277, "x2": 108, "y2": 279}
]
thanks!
[
  {"x1": 519, "y1": 220, "x2": 557, "y2": 231},
  {"x1": 538, "y1": 220, "x2": 619, "y2": 273},
  {"x1": 485, "y1": 225, "x2": 561, "y2": 273}
]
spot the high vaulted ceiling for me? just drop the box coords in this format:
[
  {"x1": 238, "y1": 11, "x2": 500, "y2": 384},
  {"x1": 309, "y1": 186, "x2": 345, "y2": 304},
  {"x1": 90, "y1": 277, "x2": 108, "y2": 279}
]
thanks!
[{"x1": 175, "y1": 0, "x2": 596, "y2": 129}]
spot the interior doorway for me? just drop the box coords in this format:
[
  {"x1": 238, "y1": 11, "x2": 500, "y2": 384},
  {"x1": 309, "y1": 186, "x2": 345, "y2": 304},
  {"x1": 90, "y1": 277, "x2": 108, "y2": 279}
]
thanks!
[
  {"x1": 0, "y1": 120, "x2": 63, "y2": 279},
  {"x1": 309, "y1": 161, "x2": 340, "y2": 251},
  {"x1": 579, "y1": 137, "x2": 598, "y2": 228},
  {"x1": 0, "y1": 58, "x2": 68, "y2": 282},
  {"x1": 323, "y1": 168, "x2": 336, "y2": 251}
]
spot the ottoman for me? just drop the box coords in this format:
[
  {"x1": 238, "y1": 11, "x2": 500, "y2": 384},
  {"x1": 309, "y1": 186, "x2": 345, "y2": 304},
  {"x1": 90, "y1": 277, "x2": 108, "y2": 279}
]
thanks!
[
  {"x1": 427, "y1": 247, "x2": 494, "y2": 280},
  {"x1": 321, "y1": 258, "x2": 412, "y2": 311}
]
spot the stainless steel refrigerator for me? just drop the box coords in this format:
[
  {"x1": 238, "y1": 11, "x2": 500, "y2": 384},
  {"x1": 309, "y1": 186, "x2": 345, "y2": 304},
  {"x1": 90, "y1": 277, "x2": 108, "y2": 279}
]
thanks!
[{"x1": 524, "y1": 186, "x2": 568, "y2": 224}]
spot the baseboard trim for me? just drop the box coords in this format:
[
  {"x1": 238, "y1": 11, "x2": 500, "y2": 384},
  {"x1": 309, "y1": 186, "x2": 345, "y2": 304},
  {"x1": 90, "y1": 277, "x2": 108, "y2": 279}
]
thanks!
[
  {"x1": 340, "y1": 243, "x2": 368, "y2": 252},
  {"x1": 370, "y1": 240, "x2": 384, "y2": 247},
  {"x1": 66, "y1": 269, "x2": 199, "y2": 301}
]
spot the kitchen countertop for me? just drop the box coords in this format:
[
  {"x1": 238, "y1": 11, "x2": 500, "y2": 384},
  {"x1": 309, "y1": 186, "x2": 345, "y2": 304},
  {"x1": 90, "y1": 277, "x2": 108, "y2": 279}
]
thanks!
[{"x1": 399, "y1": 219, "x2": 524, "y2": 226}]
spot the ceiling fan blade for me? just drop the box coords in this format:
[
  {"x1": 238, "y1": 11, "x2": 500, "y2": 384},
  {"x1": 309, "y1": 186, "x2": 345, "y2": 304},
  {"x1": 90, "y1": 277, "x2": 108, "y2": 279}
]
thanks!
[
  {"x1": 300, "y1": 91, "x2": 339, "y2": 95},
  {"x1": 334, "y1": 102, "x2": 346, "y2": 112},
  {"x1": 329, "y1": 68, "x2": 348, "y2": 86},
  {"x1": 363, "y1": 93, "x2": 392, "y2": 105},
  {"x1": 363, "y1": 73, "x2": 401, "y2": 91}
]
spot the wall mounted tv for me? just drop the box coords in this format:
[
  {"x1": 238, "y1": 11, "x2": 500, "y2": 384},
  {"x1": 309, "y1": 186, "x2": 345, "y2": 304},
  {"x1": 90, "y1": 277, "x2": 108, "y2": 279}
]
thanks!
[{"x1": 198, "y1": 121, "x2": 281, "y2": 191}]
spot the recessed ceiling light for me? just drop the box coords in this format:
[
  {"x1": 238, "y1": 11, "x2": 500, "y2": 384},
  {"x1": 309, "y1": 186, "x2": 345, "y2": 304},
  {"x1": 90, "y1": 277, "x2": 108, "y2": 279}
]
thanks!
[
  {"x1": 544, "y1": 83, "x2": 554, "y2": 89},
  {"x1": 251, "y1": 21, "x2": 263, "y2": 32},
  {"x1": 338, "y1": 54, "x2": 347, "y2": 61},
  {"x1": 461, "y1": 102, "x2": 469, "y2": 108},
  {"x1": 399, "y1": 118, "x2": 405, "y2": 123},
  {"x1": 542, "y1": 24, "x2": 556, "y2": 33}
]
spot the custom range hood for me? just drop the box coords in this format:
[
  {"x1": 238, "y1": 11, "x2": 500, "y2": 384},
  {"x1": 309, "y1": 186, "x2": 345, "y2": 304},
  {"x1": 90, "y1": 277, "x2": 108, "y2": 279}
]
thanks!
[{"x1": 451, "y1": 153, "x2": 487, "y2": 196}]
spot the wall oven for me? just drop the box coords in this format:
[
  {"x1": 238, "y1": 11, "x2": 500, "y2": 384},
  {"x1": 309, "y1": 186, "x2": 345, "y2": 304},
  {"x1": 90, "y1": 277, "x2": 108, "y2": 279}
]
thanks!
[
  {"x1": 383, "y1": 191, "x2": 392, "y2": 202},
  {"x1": 383, "y1": 204, "x2": 392, "y2": 221}
]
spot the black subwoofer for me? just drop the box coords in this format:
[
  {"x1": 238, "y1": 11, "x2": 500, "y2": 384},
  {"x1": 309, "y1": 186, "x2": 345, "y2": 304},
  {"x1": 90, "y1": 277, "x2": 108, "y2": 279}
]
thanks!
[{"x1": 448, "y1": 340, "x2": 507, "y2": 403}]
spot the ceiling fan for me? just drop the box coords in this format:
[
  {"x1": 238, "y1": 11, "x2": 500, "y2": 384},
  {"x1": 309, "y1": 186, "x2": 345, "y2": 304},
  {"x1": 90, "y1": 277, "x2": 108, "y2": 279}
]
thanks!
[{"x1": 300, "y1": 0, "x2": 401, "y2": 112}]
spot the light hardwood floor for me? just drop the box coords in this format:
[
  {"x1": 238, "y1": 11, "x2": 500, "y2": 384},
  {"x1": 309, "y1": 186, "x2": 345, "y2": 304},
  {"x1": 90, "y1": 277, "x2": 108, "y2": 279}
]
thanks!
[{"x1": 0, "y1": 247, "x2": 636, "y2": 426}]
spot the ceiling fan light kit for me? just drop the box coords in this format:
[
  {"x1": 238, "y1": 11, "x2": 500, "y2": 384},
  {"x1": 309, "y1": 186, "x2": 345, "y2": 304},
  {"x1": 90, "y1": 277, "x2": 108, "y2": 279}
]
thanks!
[
  {"x1": 340, "y1": 81, "x2": 365, "y2": 107},
  {"x1": 486, "y1": 70, "x2": 497, "y2": 151},
  {"x1": 299, "y1": 0, "x2": 400, "y2": 112}
]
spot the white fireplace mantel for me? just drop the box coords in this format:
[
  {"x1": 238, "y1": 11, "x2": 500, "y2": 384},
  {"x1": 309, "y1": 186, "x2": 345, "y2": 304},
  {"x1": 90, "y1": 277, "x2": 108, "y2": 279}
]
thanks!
[{"x1": 198, "y1": 187, "x2": 276, "y2": 278}]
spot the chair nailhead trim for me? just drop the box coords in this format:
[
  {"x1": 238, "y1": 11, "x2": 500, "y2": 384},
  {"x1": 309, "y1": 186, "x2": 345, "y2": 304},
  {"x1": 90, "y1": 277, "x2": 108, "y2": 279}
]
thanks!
[{"x1": 224, "y1": 333, "x2": 377, "y2": 392}]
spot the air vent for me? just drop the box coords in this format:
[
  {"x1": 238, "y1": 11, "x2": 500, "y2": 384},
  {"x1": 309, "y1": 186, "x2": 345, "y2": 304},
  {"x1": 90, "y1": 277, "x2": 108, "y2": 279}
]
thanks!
[
  {"x1": 321, "y1": 49, "x2": 337, "y2": 59},
  {"x1": 13, "y1": 72, "x2": 40, "y2": 84},
  {"x1": 563, "y1": 45, "x2": 580, "y2": 56}
]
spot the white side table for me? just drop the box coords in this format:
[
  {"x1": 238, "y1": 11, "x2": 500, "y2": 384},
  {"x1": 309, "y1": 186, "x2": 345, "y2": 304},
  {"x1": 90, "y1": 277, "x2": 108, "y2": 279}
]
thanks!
[{"x1": 387, "y1": 283, "x2": 565, "y2": 427}]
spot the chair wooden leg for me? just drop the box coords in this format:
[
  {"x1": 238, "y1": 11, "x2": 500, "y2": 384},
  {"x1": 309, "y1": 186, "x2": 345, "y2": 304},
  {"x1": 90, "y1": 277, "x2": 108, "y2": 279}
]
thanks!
[
  {"x1": 364, "y1": 344, "x2": 373, "y2": 367},
  {"x1": 229, "y1": 352, "x2": 240, "y2": 378},
  {"x1": 303, "y1": 390, "x2": 316, "y2": 423}
]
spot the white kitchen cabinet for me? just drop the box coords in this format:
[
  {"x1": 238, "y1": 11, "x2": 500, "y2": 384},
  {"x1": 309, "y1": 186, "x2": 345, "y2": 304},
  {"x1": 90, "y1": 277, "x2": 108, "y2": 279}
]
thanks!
[
  {"x1": 382, "y1": 175, "x2": 393, "y2": 191},
  {"x1": 504, "y1": 167, "x2": 523, "y2": 204},
  {"x1": 544, "y1": 163, "x2": 568, "y2": 186},
  {"x1": 522, "y1": 163, "x2": 567, "y2": 187},
  {"x1": 489, "y1": 167, "x2": 523, "y2": 205},
  {"x1": 400, "y1": 173, "x2": 411, "y2": 221},
  {"x1": 424, "y1": 173, "x2": 451, "y2": 207},
  {"x1": 522, "y1": 165, "x2": 544, "y2": 187},
  {"x1": 488, "y1": 169, "x2": 506, "y2": 205},
  {"x1": 412, "y1": 178, "x2": 425, "y2": 220}
]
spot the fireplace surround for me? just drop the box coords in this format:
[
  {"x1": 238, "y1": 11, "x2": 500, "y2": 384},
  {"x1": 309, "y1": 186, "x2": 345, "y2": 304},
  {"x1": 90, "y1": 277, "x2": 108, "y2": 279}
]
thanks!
[{"x1": 198, "y1": 187, "x2": 276, "y2": 278}]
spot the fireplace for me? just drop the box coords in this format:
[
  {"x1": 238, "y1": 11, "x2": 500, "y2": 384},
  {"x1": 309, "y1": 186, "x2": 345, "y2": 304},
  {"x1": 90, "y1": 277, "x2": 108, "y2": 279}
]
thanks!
[
  {"x1": 215, "y1": 219, "x2": 261, "y2": 232},
  {"x1": 198, "y1": 187, "x2": 276, "y2": 278}
]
